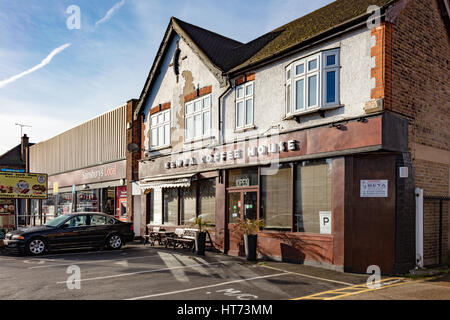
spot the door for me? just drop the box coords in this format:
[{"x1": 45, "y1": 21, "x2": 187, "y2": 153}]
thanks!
[
  {"x1": 227, "y1": 190, "x2": 258, "y2": 256},
  {"x1": 350, "y1": 155, "x2": 396, "y2": 273},
  {"x1": 87, "y1": 214, "x2": 111, "y2": 246},
  {"x1": 50, "y1": 215, "x2": 91, "y2": 248}
]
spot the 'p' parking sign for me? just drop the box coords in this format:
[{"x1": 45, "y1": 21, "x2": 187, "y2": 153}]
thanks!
[{"x1": 320, "y1": 211, "x2": 332, "y2": 235}]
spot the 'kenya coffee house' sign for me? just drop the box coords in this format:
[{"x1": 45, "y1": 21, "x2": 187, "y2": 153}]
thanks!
[{"x1": 164, "y1": 139, "x2": 300, "y2": 170}]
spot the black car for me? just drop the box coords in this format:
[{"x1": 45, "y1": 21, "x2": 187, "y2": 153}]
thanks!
[{"x1": 3, "y1": 213, "x2": 135, "y2": 255}]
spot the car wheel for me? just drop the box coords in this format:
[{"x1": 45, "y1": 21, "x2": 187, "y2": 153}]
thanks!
[
  {"x1": 27, "y1": 237, "x2": 46, "y2": 256},
  {"x1": 107, "y1": 234, "x2": 123, "y2": 250}
]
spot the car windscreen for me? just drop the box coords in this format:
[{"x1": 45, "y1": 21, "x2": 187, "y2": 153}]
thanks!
[{"x1": 44, "y1": 215, "x2": 70, "y2": 227}]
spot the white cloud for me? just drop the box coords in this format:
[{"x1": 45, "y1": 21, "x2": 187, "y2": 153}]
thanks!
[
  {"x1": 95, "y1": 0, "x2": 126, "y2": 26},
  {"x1": 0, "y1": 43, "x2": 71, "y2": 89}
]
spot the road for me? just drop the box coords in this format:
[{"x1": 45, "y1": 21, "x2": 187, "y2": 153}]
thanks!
[{"x1": 0, "y1": 243, "x2": 448, "y2": 301}]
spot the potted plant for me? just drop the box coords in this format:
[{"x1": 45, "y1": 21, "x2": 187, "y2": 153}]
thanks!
[
  {"x1": 236, "y1": 218, "x2": 264, "y2": 261},
  {"x1": 192, "y1": 216, "x2": 209, "y2": 255}
]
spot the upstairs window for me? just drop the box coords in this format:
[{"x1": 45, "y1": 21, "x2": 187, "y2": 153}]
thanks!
[
  {"x1": 185, "y1": 94, "x2": 211, "y2": 141},
  {"x1": 235, "y1": 81, "x2": 254, "y2": 129},
  {"x1": 150, "y1": 110, "x2": 171, "y2": 149},
  {"x1": 286, "y1": 49, "x2": 340, "y2": 117}
]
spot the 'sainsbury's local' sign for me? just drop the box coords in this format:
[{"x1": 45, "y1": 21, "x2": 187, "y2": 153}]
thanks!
[{"x1": 165, "y1": 140, "x2": 299, "y2": 170}]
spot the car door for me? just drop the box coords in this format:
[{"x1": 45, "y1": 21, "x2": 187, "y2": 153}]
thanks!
[
  {"x1": 51, "y1": 215, "x2": 91, "y2": 248},
  {"x1": 86, "y1": 215, "x2": 110, "y2": 246}
]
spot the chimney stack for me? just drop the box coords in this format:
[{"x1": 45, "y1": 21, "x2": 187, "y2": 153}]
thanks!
[{"x1": 21, "y1": 134, "x2": 29, "y2": 163}]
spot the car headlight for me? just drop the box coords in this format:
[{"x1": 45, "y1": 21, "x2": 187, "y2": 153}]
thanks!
[{"x1": 11, "y1": 235, "x2": 25, "y2": 240}]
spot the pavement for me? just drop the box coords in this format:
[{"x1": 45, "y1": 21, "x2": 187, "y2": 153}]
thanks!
[{"x1": 0, "y1": 242, "x2": 448, "y2": 301}]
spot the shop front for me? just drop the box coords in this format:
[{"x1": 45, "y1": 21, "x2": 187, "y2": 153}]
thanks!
[
  {"x1": 0, "y1": 199, "x2": 16, "y2": 235},
  {"x1": 139, "y1": 113, "x2": 412, "y2": 273},
  {"x1": 39, "y1": 160, "x2": 128, "y2": 222}
]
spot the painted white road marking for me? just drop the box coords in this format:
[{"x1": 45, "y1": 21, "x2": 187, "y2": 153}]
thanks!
[
  {"x1": 217, "y1": 288, "x2": 258, "y2": 300},
  {"x1": 28, "y1": 254, "x2": 160, "y2": 269},
  {"x1": 126, "y1": 272, "x2": 292, "y2": 300},
  {"x1": 23, "y1": 259, "x2": 47, "y2": 265},
  {"x1": 56, "y1": 261, "x2": 227, "y2": 284},
  {"x1": 261, "y1": 265, "x2": 355, "y2": 286}
]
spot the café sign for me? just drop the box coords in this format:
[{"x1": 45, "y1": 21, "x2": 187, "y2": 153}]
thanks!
[{"x1": 164, "y1": 140, "x2": 299, "y2": 170}]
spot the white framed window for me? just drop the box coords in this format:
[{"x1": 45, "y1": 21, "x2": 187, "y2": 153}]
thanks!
[
  {"x1": 322, "y1": 49, "x2": 340, "y2": 106},
  {"x1": 150, "y1": 109, "x2": 171, "y2": 149},
  {"x1": 235, "y1": 81, "x2": 254, "y2": 129},
  {"x1": 185, "y1": 94, "x2": 211, "y2": 141},
  {"x1": 286, "y1": 49, "x2": 340, "y2": 117}
]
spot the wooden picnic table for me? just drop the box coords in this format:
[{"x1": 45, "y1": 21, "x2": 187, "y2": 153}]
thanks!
[{"x1": 149, "y1": 230, "x2": 174, "y2": 246}]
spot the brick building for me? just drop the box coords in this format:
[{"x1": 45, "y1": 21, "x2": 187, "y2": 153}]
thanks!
[
  {"x1": 128, "y1": 0, "x2": 449, "y2": 273},
  {"x1": 0, "y1": 135, "x2": 33, "y2": 230}
]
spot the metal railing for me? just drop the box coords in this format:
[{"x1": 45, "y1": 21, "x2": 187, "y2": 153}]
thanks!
[
  {"x1": 16, "y1": 214, "x2": 58, "y2": 227},
  {"x1": 424, "y1": 196, "x2": 449, "y2": 266}
]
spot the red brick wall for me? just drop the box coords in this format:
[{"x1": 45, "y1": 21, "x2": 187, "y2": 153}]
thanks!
[
  {"x1": 390, "y1": 0, "x2": 450, "y2": 156},
  {"x1": 126, "y1": 99, "x2": 142, "y2": 223},
  {"x1": 184, "y1": 85, "x2": 212, "y2": 103},
  {"x1": 370, "y1": 22, "x2": 393, "y2": 106},
  {"x1": 389, "y1": 0, "x2": 450, "y2": 265}
]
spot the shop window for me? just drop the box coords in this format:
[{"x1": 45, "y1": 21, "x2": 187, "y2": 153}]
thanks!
[
  {"x1": 294, "y1": 159, "x2": 332, "y2": 234},
  {"x1": 160, "y1": 179, "x2": 217, "y2": 226},
  {"x1": 180, "y1": 184, "x2": 196, "y2": 225},
  {"x1": 260, "y1": 164, "x2": 292, "y2": 230},
  {"x1": 77, "y1": 190, "x2": 99, "y2": 212},
  {"x1": 0, "y1": 199, "x2": 15, "y2": 215},
  {"x1": 0, "y1": 199, "x2": 16, "y2": 231},
  {"x1": 185, "y1": 95, "x2": 211, "y2": 141},
  {"x1": 228, "y1": 167, "x2": 258, "y2": 188},
  {"x1": 42, "y1": 195, "x2": 56, "y2": 218},
  {"x1": 163, "y1": 188, "x2": 178, "y2": 225},
  {"x1": 57, "y1": 193, "x2": 73, "y2": 215},
  {"x1": 198, "y1": 178, "x2": 216, "y2": 226}
]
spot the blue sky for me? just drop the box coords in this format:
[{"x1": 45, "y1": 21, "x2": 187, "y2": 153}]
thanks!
[{"x1": 0, "y1": 0, "x2": 334, "y2": 155}]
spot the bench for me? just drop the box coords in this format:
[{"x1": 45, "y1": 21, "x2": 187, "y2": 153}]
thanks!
[
  {"x1": 144, "y1": 226, "x2": 164, "y2": 246},
  {"x1": 165, "y1": 228, "x2": 198, "y2": 252}
]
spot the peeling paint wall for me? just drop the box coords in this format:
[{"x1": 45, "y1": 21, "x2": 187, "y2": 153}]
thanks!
[
  {"x1": 223, "y1": 27, "x2": 374, "y2": 144},
  {"x1": 142, "y1": 34, "x2": 224, "y2": 156},
  {"x1": 142, "y1": 27, "x2": 374, "y2": 162}
]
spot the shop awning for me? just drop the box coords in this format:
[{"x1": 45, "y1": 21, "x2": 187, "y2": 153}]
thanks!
[{"x1": 139, "y1": 173, "x2": 197, "y2": 190}]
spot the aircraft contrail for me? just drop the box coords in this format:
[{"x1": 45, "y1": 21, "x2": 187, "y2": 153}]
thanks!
[
  {"x1": 96, "y1": 0, "x2": 126, "y2": 26},
  {"x1": 0, "y1": 43, "x2": 71, "y2": 89}
]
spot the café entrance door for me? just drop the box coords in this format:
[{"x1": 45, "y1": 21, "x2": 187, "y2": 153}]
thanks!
[{"x1": 226, "y1": 190, "x2": 259, "y2": 256}]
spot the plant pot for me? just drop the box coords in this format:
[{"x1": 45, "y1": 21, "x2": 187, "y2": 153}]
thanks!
[
  {"x1": 195, "y1": 231, "x2": 207, "y2": 255},
  {"x1": 244, "y1": 234, "x2": 258, "y2": 261}
]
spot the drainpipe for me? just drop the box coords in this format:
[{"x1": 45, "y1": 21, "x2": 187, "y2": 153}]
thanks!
[
  {"x1": 218, "y1": 77, "x2": 233, "y2": 145},
  {"x1": 415, "y1": 188, "x2": 424, "y2": 269}
]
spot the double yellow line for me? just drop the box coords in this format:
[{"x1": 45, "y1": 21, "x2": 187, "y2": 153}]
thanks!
[{"x1": 292, "y1": 277, "x2": 409, "y2": 300}]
